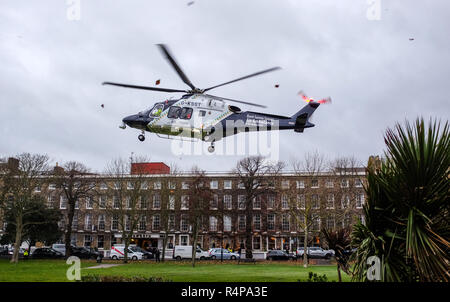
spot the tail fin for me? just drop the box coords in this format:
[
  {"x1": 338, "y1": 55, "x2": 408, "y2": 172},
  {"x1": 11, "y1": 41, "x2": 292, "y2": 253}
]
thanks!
[{"x1": 290, "y1": 102, "x2": 320, "y2": 133}]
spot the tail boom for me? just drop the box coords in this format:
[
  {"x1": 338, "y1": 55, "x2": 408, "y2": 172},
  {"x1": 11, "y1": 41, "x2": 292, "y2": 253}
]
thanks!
[{"x1": 290, "y1": 102, "x2": 319, "y2": 132}]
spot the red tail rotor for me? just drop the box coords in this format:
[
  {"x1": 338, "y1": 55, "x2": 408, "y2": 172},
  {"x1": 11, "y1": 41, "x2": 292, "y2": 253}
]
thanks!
[
  {"x1": 317, "y1": 97, "x2": 332, "y2": 104},
  {"x1": 298, "y1": 90, "x2": 331, "y2": 105}
]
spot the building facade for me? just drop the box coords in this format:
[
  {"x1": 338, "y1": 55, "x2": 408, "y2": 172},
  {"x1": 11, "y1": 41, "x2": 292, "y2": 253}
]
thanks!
[{"x1": 0, "y1": 164, "x2": 366, "y2": 253}]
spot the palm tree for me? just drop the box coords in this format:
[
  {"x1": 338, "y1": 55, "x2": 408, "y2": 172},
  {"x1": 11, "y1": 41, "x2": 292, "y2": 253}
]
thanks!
[
  {"x1": 352, "y1": 118, "x2": 449, "y2": 282},
  {"x1": 322, "y1": 227, "x2": 352, "y2": 282}
]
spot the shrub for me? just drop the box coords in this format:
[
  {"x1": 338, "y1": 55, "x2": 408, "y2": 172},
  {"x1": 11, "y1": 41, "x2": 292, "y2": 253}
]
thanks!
[
  {"x1": 298, "y1": 272, "x2": 328, "y2": 282},
  {"x1": 80, "y1": 275, "x2": 172, "y2": 282},
  {"x1": 352, "y1": 118, "x2": 450, "y2": 282}
]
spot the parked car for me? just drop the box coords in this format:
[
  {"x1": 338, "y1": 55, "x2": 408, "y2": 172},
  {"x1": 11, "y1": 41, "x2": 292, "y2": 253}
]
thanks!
[
  {"x1": 287, "y1": 251, "x2": 297, "y2": 259},
  {"x1": 31, "y1": 248, "x2": 64, "y2": 259},
  {"x1": 51, "y1": 244, "x2": 80, "y2": 256},
  {"x1": 208, "y1": 248, "x2": 240, "y2": 260},
  {"x1": 296, "y1": 247, "x2": 305, "y2": 258},
  {"x1": 111, "y1": 244, "x2": 153, "y2": 259},
  {"x1": 296, "y1": 247, "x2": 334, "y2": 259},
  {"x1": 110, "y1": 245, "x2": 143, "y2": 260},
  {"x1": 52, "y1": 244, "x2": 66, "y2": 255},
  {"x1": 130, "y1": 246, "x2": 153, "y2": 259},
  {"x1": 71, "y1": 246, "x2": 103, "y2": 259},
  {"x1": 173, "y1": 245, "x2": 209, "y2": 260},
  {"x1": 266, "y1": 250, "x2": 296, "y2": 261},
  {"x1": 8, "y1": 247, "x2": 25, "y2": 256},
  {"x1": 0, "y1": 246, "x2": 9, "y2": 255},
  {"x1": 343, "y1": 248, "x2": 357, "y2": 256}
]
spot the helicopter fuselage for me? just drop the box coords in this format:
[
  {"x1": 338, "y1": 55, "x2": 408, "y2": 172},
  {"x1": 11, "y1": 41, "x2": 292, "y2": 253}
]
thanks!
[
  {"x1": 105, "y1": 44, "x2": 323, "y2": 151},
  {"x1": 122, "y1": 94, "x2": 319, "y2": 143}
]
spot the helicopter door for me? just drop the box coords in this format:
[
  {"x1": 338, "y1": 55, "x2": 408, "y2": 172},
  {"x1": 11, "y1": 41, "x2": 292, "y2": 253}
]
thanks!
[
  {"x1": 192, "y1": 109, "x2": 207, "y2": 129},
  {"x1": 167, "y1": 106, "x2": 193, "y2": 130},
  {"x1": 167, "y1": 106, "x2": 181, "y2": 119},
  {"x1": 165, "y1": 106, "x2": 182, "y2": 132}
]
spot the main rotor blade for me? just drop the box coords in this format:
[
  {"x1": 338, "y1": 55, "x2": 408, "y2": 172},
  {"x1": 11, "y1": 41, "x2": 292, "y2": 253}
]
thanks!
[
  {"x1": 157, "y1": 44, "x2": 196, "y2": 91},
  {"x1": 203, "y1": 66, "x2": 281, "y2": 92},
  {"x1": 204, "y1": 94, "x2": 267, "y2": 108},
  {"x1": 102, "y1": 82, "x2": 186, "y2": 93}
]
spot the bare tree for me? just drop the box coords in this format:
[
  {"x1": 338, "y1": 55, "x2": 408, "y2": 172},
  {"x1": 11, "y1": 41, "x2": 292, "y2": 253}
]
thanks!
[
  {"x1": 52, "y1": 161, "x2": 96, "y2": 258},
  {"x1": 185, "y1": 167, "x2": 213, "y2": 267},
  {"x1": 327, "y1": 156, "x2": 363, "y2": 231},
  {"x1": 234, "y1": 156, "x2": 285, "y2": 259},
  {"x1": 288, "y1": 151, "x2": 326, "y2": 267},
  {"x1": 103, "y1": 157, "x2": 150, "y2": 263},
  {"x1": 0, "y1": 153, "x2": 50, "y2": 263}
]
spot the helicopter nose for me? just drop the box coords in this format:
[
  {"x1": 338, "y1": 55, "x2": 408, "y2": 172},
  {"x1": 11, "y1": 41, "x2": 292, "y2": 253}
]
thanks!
[
  {"x1": 122, "y1": 115, "x2": 136, "y2": 126},
  {"x1": 122, "y1": 114, "x2": 149, "y2": 130}
]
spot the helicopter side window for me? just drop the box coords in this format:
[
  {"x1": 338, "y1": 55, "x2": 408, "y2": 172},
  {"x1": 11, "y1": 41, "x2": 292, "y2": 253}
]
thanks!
[
  {"x1": 150, "y1": 104, "x2": 164, "y2": 117},
  {"x1": 168, "y1": 106, "x2": 181, "y2": 119},
  {"x1": 179, "y1": 107, "x2": 193, "y2": 120},
  {"x1": 199, "y1": 110, "x2": 206, "y2": 117}
]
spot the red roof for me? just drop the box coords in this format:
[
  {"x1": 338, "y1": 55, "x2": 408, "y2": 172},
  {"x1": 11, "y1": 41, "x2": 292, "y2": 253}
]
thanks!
[{"x1": 131, "y1": 162, "x2": 170, "y2": 175}]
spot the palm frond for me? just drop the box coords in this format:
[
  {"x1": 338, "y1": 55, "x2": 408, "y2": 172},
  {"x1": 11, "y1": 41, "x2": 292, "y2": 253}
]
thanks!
[{"x1": 353, "y1": 118, "x2": 449, "y2": 282}]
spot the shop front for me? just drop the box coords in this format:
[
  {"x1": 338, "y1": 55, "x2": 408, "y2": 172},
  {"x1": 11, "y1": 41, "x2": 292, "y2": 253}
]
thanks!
[
  {"x1": 132, "y1": 234, "x2": 176, "y2": 251},
  {"x1": 132, "y1": 234, "x2": 160, "y2": 251}
]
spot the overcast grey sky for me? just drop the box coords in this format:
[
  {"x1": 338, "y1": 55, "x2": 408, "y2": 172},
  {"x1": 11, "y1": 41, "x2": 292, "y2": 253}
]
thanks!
[{"x1": 1, "y1": 0, "x2": 449, "y2": 172}]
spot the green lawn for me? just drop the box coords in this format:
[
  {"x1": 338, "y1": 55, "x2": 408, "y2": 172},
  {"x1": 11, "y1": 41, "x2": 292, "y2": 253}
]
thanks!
[{"x1": 0, "y1": 259, "x2": 352, "y2": 282}]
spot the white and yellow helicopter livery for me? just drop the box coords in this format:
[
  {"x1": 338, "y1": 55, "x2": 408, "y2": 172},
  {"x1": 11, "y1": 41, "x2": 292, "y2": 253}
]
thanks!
[{"x1": 103, "y1": 44, "x2": 324, "y2": 153}]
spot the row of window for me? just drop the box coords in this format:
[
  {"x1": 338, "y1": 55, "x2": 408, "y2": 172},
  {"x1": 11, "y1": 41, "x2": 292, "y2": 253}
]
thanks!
[
  {"x1": 208, "y1": 179, "x2": 364, "y2": 190},
  {"x1": 36, "y1": 178, "x2": 364, "y2": 193},
  {"x1": 281, "y1": 179, "x2": 364, "y2": 189},
  {"x1": 60, "y1": 212, "x2": 363, "y2": 234},
  {"x1": 54, "y1": 193, "x2": 365, "y2": 210},
  {"x1": 64, "y1": 213, "x2": 181, "y2": 232},
  {"x1": 167, "y1": 106, "x2": 194, "y2": 119},
  {"x1": 68, "y1": 234, "x2": 307, "y2": 251},
  {"x1": 72, "y1": 233, "x2": 358, "y2": 251}
]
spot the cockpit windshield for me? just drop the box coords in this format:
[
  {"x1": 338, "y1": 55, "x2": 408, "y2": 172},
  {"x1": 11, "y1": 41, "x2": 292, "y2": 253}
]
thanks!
[
  {"x1": 139, "y1": 103, "x2": 164, "y2": 117},
  {"x1": 150, "y1": 104, "x2": 164, "y2": 117}
]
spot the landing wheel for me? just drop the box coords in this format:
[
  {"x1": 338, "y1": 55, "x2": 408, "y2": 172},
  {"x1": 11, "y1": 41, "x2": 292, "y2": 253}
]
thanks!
[
  {"x1": 138, "y1": 134, "x2": 145, "y2": 142},
  {"x1": 208, "y1": 141, "x2": 215, "y2": 153}
]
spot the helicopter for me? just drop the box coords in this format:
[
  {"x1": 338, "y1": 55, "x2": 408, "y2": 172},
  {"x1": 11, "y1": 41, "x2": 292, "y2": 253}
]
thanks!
[{"x1": 103, "y1": 44, "x2": 323, "y2": 153}]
